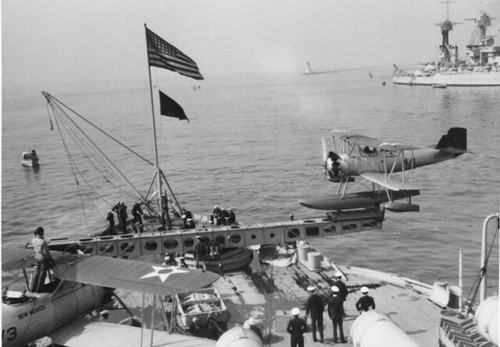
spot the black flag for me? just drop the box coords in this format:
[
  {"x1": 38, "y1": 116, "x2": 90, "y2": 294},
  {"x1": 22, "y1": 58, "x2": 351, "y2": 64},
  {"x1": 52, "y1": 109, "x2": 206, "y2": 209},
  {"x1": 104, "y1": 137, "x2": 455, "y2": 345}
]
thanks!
[{"x1": 159, "y1": 90, "x2": 189, "y2": 122}]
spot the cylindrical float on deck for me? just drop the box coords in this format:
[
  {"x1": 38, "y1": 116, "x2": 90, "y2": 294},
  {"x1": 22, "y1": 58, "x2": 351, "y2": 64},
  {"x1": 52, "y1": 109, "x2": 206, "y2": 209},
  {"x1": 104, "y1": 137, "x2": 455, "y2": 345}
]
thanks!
[
  {"x1": 297, "y1": 243, "x2": 311, "y2": 263},
  {"x1": 475, "y1": 296, "x2": 498, "y2": 345},
  {"x1": 216, "y1": 326, "x2": 262, "y2": 347},
  {"x1": 307, "y1": 252, "x2": 322, "y2": 271},
  {"x1": 350, "y1": 311, "x2": 419, "y2": 347}
]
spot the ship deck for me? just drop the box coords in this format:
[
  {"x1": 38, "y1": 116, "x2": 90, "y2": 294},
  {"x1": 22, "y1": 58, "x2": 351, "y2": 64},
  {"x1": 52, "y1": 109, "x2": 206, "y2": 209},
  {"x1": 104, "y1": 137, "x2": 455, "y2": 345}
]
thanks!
[
  {"x1": 213, "y1": 249, "x2": 443, "y2": 346},
  {"x1": 110, "y1": 244, "x2": 449, "y2": 347}
]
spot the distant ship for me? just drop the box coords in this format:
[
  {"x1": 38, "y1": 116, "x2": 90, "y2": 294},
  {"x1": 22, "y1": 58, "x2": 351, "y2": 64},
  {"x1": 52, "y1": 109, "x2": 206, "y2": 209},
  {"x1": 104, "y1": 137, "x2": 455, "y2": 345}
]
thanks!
[{"x1": 393, "y1": 10, "x2": 500, "y2": 87}]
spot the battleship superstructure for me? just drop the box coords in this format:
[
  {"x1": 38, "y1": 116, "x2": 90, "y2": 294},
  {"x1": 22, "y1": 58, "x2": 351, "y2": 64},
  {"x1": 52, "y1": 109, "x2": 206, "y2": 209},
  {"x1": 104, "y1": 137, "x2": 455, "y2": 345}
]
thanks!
[{"x1": 393, "y1": 9, "x2": 500, "y2": 87}]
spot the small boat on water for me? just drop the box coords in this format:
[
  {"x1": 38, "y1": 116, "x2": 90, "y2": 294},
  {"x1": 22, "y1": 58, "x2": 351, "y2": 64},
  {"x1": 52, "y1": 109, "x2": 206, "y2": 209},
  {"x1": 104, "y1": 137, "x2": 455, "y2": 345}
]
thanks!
[
  {"x1": 21, "y1": 149, "x2": 39, "y2": 167},
  {"x1": 433, "y1": 84, "x2": 448, "y2": 89}
]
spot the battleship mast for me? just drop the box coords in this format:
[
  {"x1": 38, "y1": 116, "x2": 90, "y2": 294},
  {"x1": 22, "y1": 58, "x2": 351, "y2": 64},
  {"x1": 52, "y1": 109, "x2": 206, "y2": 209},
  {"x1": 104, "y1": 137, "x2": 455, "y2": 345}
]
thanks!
[{"x1": 434, "y1": 1, "x2": 461, "y2": 65}]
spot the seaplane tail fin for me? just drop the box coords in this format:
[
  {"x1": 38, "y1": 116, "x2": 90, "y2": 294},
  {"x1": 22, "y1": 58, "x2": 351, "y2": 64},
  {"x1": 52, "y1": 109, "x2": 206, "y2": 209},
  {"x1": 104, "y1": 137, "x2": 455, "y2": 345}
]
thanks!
[{"x1": 435, "y1": 127, "x2": 467, "y2": 155}]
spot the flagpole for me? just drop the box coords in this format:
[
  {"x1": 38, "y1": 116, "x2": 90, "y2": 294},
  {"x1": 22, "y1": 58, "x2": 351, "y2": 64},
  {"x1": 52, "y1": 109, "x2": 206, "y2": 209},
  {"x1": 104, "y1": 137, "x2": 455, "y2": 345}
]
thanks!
[{"x1": 144, "y1": 23, "x2": 166, "y2": 228}]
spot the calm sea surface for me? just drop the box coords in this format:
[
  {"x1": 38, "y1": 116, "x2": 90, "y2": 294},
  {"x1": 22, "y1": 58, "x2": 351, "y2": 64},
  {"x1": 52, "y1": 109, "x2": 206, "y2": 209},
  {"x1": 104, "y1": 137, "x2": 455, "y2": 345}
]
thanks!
[{"x1": 2, "y1": 69, "x2": 499, "y2": 296}]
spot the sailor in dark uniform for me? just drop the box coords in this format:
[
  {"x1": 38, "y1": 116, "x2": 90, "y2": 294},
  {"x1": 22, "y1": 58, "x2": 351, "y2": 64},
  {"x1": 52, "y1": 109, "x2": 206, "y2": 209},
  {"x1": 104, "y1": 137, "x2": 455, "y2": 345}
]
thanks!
[
  {"x1": 193, "y1": 236, "x2": 207, "y2": 271},
  {"x1": 105, "y1": 210, "x2": 115, "y2": 235},
  {"x1": 332, "y1": 272, "x2": 348, "y2": 302},
  {"x1": 118, "y1": 202, "x2": 128, "y2": 233},
  {"x1": 355, "y1": 286, "x2": 376, "y2": 313},
  {"x1": 131, "y1": 201, "x2": 143, "y2": 233},
  {"x1": 305, "y1": 285, "x2": 324, "y2": 343},
  {"x1": 286, "y1": 307, "x2": 307, "y2": 347},
  {"x1": 211, "y1": 205, "x2": 221, "y2": 225},
  {"x1": 328, "y1": 286, "x2": 347, "y2": 343},
  {"x1": 227, "y1": 208, "x2": 236, "y2": 225}
]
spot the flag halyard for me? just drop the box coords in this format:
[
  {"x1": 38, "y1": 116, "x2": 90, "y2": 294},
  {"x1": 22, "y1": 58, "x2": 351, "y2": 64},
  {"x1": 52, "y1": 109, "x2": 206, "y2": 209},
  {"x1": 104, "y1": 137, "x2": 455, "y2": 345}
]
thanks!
[{"x1": 146, "y1": 28, "x2": 204, "y2": 80}]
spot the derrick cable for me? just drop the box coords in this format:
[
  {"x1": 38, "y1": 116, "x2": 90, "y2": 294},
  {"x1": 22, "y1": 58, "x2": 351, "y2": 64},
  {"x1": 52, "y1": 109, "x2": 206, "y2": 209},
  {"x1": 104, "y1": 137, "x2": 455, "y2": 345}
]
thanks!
[
  {"x1": 56, "y1": 114, "x2": 108, "y2": 222},
  {"x1": 49, "y1": 94, "x2": 149, "y2": 202},
  {"x1": 52, "y1": 103, "x2": 119, "y2": 225},
  {"x1": 47, "y1": 93, "x2": 154, "y2": 166},
  {"x1": 50, "y1": 105, "x2": 91, "y2": 232},
  {"x1": 52, "y1": 102, "x2": 132, "y2": 209},
  {"x1": 54, "y1": 108, "x2": 126, "y2": 222},
  {"x1": 53, "y1": 101, "x2": 119, "y2": 188}
]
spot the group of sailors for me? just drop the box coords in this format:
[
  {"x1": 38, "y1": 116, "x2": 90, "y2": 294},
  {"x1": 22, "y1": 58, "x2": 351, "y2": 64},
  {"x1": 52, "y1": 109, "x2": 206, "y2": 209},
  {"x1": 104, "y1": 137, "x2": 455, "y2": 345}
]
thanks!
[
  {"x1": 287, "y1": 272, "x2": 376, "y2": 346},
  {"x1": 210, "y1": 205, "x2": 236, "y2": 226},
  {"x1": 101, "y1": 201, "x2": 236, "y2": 235},
  {"x1": 104, "y1": 200, "x2": 145, "y2": 235}
]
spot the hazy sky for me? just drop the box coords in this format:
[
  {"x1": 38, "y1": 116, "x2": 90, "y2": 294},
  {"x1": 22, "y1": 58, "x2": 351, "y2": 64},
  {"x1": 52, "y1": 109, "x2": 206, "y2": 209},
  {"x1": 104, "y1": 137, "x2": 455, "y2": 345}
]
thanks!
[{"x1": 2, "y1": 0, "x2": 500, "y2": 85}]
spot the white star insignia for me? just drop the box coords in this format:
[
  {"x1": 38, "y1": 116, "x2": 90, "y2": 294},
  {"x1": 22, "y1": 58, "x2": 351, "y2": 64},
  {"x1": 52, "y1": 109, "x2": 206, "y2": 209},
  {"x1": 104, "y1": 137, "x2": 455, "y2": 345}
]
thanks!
[{"x1": 140, "y1": 266, "x2": 189, "y2": 283}]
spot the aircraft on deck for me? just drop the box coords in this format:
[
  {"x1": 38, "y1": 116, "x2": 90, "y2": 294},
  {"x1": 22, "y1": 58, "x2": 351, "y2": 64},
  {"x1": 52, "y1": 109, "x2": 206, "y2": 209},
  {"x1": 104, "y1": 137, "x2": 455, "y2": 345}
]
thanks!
[
  {"x1": 2, "y1": 247, "x2": 219, "y2": 347},
  {"x1": 300, "y1": 127, "x2": 467, "y2": 212}
]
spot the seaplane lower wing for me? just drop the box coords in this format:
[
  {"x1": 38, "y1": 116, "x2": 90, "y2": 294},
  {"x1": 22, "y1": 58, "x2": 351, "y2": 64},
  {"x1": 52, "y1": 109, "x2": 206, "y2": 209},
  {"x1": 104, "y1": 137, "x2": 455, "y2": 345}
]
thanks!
[
  {"x1": 360, "y1": 172, "x2": 420, "y2": 191},
  {"x1": 51, "y1": 321, "x2": 216, "y2": 347},
  {"x1": 52, "y1": 254, "x2": 220, "y2": 296}
]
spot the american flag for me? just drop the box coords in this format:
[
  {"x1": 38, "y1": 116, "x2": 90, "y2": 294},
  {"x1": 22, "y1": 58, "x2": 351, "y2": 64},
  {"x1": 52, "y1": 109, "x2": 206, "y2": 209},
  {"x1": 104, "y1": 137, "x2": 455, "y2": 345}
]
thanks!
[{"x1": 146, "y1": 28, "x2": 204, "y2": 80}]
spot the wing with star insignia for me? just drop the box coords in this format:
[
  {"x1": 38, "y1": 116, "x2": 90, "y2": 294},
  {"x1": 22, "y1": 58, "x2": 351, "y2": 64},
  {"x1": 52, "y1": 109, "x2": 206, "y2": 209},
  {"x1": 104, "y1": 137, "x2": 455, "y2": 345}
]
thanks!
[{"x1": 51, "y1": 254, "x2": 219, "y2": 295}]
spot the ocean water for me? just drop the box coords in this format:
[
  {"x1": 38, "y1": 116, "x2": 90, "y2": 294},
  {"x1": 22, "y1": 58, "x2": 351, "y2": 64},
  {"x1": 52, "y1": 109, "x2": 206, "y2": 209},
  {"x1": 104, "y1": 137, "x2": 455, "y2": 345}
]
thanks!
[{"x1": 2, "y1": 69, "x2": 499, "y2": 297}]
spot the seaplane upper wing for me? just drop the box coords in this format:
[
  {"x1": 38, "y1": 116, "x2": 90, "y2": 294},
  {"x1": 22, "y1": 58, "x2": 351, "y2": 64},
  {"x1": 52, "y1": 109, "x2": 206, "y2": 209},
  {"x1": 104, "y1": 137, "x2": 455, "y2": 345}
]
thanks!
[
  {"x1": 378, "y1": 142, "x2": 420, "y2": 151},
  {"x1": 336, "y1": 133, "x2": 420, "y2": 152},
  {"x1": 361, "y1": 172, "x2": 420, "y2": 191},
  {"x1": 340, "y1": 134, "x2": 383, "y2": 148},
  {"x1": 52, "y1": 254, "x2": 219, "y2": 295}
]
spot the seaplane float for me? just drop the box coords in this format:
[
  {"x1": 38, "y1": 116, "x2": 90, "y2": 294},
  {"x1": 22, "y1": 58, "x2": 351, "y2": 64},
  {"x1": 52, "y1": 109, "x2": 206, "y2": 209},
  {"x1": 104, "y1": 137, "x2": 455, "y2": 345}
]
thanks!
[{"x1": 300, "y1": 127, "x2": 467, "y2": 212}]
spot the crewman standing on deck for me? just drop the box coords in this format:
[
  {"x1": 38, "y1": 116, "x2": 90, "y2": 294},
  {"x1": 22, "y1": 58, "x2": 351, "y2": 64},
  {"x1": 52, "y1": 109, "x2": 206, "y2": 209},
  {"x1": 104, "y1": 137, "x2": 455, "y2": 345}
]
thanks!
[
  {"x1": 211, "y1": 205, "x2": 221, "y2": 225},
  {"x1": 118, "y1": 201, "x2": 128, "y2": 233},
  {"x1": 131, "y1": 201, "x2": 143, "y2": 233},
  {"x1": 31, "y1": 227, "x2": 55, "y2": 293},
  {"x1": 333, "y1": 272, "x2": 348, "y2": 303},
  {"x1": 305, "y1": 285, "x2": 324, "y2": 343},
  {"x1": 193, "y1": 236, "x2": 207, "y2": 271},
  {"x1": 356, "y1": 287, "x2": 376, "y2": 313},
  {"x1": 286, "y1": 307, "x2": 307, "y2": 347},
  {"x1": 105, "y1": 210, "x2": 115, "y2": 235},
  {"x1": 328, "y1": 286, "x2": 347, "y2": 344}
]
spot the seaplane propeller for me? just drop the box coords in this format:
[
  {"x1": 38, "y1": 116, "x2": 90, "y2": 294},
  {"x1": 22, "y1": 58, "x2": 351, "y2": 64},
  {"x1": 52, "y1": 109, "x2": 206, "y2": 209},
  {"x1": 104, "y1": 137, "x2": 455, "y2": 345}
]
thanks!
[{"x1": 322, "y1": 137, "x2": 328, "y2": 178}]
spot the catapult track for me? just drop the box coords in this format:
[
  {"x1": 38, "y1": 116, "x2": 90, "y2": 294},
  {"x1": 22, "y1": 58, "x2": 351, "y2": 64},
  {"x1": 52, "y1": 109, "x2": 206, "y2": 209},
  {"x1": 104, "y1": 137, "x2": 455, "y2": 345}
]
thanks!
[{"x1": 46, "y1": 208, "x2": 384, "y2": 257}]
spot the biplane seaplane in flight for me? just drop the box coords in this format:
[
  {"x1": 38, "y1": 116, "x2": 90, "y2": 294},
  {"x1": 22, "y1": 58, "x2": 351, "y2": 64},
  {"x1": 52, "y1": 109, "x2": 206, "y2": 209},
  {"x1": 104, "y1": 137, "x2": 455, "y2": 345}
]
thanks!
[
  {"x1": 2, "y1": 247, "x2": 219, "y2": 347},
  {"x1": 300, "y1": 127, "x2": 467, "y2": 212}
]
